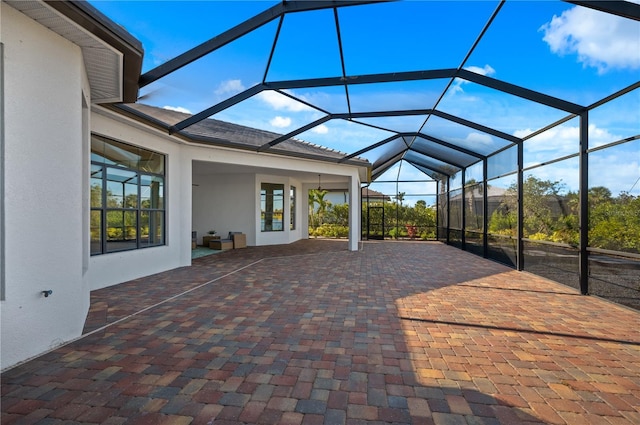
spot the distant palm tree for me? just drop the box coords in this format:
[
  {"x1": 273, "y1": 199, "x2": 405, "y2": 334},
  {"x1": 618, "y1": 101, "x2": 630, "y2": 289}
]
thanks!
[{"x1": 309, "y1": 189, "x2": 330, "y2": 227}]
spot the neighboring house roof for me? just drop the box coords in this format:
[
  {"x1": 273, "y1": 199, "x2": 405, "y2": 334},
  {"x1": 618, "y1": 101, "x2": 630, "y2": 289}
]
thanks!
[
  {"x1": 449, "y1": 185, "x2": 508, "y2": 201},
  {"x1": 361, "y1": 187, "x2": 391, "y2": 200},
  {"x1": 114, "y1": 103, "x2": 371, "y2": 166}
]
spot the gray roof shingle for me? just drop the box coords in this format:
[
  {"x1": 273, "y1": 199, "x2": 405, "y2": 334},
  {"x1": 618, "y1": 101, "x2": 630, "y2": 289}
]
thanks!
[{"x1": 116, "y1": 103, "x2": 370, "y2": 166}]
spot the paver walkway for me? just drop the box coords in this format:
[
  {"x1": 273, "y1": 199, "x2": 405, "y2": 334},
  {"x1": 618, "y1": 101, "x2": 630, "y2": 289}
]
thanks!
[{"x1": 2, "y1": 240, "x2": 639, "y2": 424}]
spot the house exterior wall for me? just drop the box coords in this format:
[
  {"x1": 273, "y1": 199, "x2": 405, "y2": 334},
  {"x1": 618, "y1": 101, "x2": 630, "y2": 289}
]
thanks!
[
  {"x1": 193, "y1": 172, "x2": 256, "y2": 244},
  {"x1": 325, "y1": 190, "x2": 349, "y2": 206},
  {"x1": 193, "y1": 170, "x2": 307, "y2": 247},
  {"x1": 88, "y1": 110, "x2": 191, "y2": 291},
  {"x1": 1, "y1": 3, "x2": 90, "y2": 369},
  {"x1": 93, "y1": 109, "x2": 363, "y2": 269},
  {"x1": 289, "y1": 178, "x2": 303, "y2": 243},
  {"x1": 185, "y1": 145, "x2": 361, "y2": 249},
  {"x1": 0, "y1": 3, "x2": 363, "y2": 370}
]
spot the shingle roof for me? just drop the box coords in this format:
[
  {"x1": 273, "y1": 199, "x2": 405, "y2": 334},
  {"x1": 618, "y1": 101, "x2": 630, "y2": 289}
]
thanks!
[{"x1": 116, "y1": 103, "x2": 370, "y2": 166}]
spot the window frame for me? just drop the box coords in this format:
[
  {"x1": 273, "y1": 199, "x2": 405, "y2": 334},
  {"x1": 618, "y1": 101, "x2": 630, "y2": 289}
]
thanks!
[
  {"x1": 90, "y1": 134, "x2": 166, "y2": 255},
  {"x1": 261, "y1": 182, "x2": 285, "y2": 232},
  {"x1": 290, "y1": 185, "x2": 296, "y2": 230}
]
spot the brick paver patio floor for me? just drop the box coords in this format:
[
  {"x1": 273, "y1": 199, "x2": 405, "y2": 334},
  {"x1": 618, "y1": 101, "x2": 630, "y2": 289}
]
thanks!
[{"x1": 2, "y1": 240, "x2": 639, "y2": 424}]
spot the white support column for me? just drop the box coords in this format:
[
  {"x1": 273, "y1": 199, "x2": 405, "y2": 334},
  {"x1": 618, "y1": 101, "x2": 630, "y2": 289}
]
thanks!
[
  {"x1": 348, "y1": 175, "x2": 360, "y2": 251},
  {"x1": 180, "y1": 156, "x2": 193, "y2": 266},
  {"x1": 302, "y1": 184, "x2": 311, "y2": 240}
]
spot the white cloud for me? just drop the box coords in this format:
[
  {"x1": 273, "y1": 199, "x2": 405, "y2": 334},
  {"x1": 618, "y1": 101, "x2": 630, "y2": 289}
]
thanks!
[
  {"x1": 588, "y1": 124, "x2": 621, "y2": 148},
  {"x1": 257, "y1": 91, "x2": 313, "y2": 112},
  {"x1": 464, "y1": 64, "x2": 496, "y2": 77},
  {"x1": 270, "y1": 116, "x2": 291, "y2": 128},
  {"x1": 518, "y1": 123, "x2": 623, "y2": 173},
  {"x1": 451, "y1": 64, "x2": 496, "y2": 94},
  {"x1": 516, "y1": 124, "x2": 621, "y2": 148},
  {"x1": 464, "y1": 132, "x2": 494, "y2": 146},
  {"x1": 214, "y1": 79, "x2": 246, "y2": 96},
  {"x1": 590, "y1": 152, "x2": 640, "y2": 196},
  {"x1": 312, "y1": 124, "x2": 329, "y2": 134},
  {"x1": 514, "y1": 128, "x2": 534, "y2": 138},
  {"x1": 540, "y1": 6, "x2": 640, "y2": 73},
  {"x1": 522, "y1": 125, "x2": 579, "y2": 157},
  {"x1": 162, "y1": 105, "x2": 191, "y2": 114}
]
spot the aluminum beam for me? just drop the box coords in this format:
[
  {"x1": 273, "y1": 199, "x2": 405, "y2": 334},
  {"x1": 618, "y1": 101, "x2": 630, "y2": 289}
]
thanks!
[
  {"x1": 565, "y1": 0, "x2": 640, "y2": 21},
  {"x1": 404, "y1": 159, "x2": 450, "y2": 179},
  {"x1": 371, "y1": 152, "x2": 405, "y2": 181},
  {"x1": 169, "y1": 66, "x2": 582, "y2": 139},
  {"x1": 258, "y1": 116, "x2": 332, "y2": 152},
  {"x1": 408, "y1": 145, "x2": 466, "y2": 170},
  {"x1": 517, "y1": 135, "x2": 524, "y2": 271},
  {"x1": 140, "y1": 1, "x2": 379, "y2": 87},
  {"x1": 430, "y1": 110, "x2": 521, "y2": 144},
  {"x1": 461, "y1": 169, "x2": 466, "y2": 249},
  {"x1": 457, "y1": 69, "x2": 585, "y2": 114},
  {"x1": 579, "y1": 112, "x2": 590, "y2": 295},
  {"x1": 342, "y1": 130, "x2": 485, "y2": 166},
  {"x1": 266, "y1": 69, "x2": 458, "y2": 90},
  {"x1": 340, "y1": 134, "x2": 402, "y2": 163},
  {"x1": 413, "y1": 133, "x2": 486, "y2": 160},
  {"x1": 140, "y1": 4, "x2": 282, "y2": 87},
  {"x1": 373, "y1": 143, "x2": 407, "y2": 169},
  {"x1": 483, "y1": 159, "x2": 488, "y2": 258},
  {"x1": 170, "y1": 85, "x2": 264, "y2": 134}
]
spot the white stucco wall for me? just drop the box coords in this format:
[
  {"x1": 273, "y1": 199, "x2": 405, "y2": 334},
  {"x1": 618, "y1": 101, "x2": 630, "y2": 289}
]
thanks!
[
  {"x1": 0, "y1": 2, "x2": 364, "y2": 370},
  {"x1": 1, "y1": 4, "x2": 90, "y2": 369},
  {"x1": 325, "y1": 190, "x2": 349, "y2": 206},
  {"x1": 185, "y1": 144, "x2": 362, "y2": 249},
  {"x1": 90, "y1": 109, "x2": 362, "y2": 286},
  {"x1": 193, "y1": 172, "x2": 255, "y2": 244},
  {"x1": 192, "y1": 171, "x2": 305, "y2": 247},
  {"x1": 289, "y1": 179, "x2": 303, "y2": 243},
  {"x1": 88, "y1": 110, "x2": 191, "y2": 290}
]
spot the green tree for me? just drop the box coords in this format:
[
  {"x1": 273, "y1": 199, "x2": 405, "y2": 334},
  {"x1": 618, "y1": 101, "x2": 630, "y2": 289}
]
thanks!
[
  {"x1": 483, "y1": 178, "x2": 639, "y2": 252},
  {"x1": 590, "y1": 191, "x2": 640, "y2": 252},
  {"x1": 488, "y1": 176, "x2": 578, "y2": 243},
  {"x1": 308, "y1": 189, "x2": 330, "y2": 228},
  {"x1": 325, "y1": 203, "x2": 349, "y2": 226}
]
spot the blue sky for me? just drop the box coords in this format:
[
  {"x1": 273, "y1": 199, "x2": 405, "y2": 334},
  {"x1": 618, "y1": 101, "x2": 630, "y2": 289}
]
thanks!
[{"x1": 90, "y1": 0, "x2": 639, "y2": 199}]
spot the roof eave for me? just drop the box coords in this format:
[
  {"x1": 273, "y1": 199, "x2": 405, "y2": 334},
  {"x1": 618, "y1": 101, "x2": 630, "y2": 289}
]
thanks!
[{"x1": 45, "y1": 0, "x2": 143, "y2": 103}]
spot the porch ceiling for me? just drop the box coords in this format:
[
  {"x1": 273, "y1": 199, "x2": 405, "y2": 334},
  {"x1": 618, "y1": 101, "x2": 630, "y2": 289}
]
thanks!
[{"x1": 192, "y1": 161, "x2": 350, "y2": 187}]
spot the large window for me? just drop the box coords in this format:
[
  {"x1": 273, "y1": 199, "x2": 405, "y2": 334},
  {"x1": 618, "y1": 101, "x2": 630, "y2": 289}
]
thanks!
[
  {"x1": 261, "y1": 183, "x2": 284, "y2": 232},
  {"x1": 91, "y1": 135, "x2": 165, "y2": 255}
]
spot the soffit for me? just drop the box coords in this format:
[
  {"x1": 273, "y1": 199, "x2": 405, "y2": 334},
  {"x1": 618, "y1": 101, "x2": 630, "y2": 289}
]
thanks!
[{"x1": 6, "y1": 0, "x2": 143, "y2": 103}]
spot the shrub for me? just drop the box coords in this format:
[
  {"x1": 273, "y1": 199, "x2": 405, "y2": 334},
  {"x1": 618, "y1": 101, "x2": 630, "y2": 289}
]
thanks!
[
  {"x1": 312, "y1": 224, "x2": 349, "y2": 238},
  {"x1": 420, "y1": 231, "x2": 436, "y2": 240}
]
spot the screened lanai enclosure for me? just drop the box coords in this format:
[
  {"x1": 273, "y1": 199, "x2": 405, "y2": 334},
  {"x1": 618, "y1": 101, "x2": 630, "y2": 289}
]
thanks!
[{"x1": 105, "y1": 0, "x2": 640, "y2": 309}]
